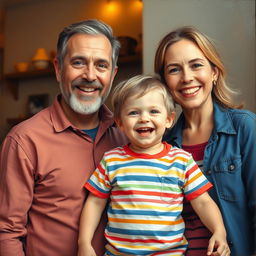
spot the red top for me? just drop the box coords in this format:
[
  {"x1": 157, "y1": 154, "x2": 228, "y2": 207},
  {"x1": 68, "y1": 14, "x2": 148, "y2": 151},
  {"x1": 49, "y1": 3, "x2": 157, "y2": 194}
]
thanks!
[
  {"x1": 0, "y1": 95, "x2": 128, "y2": 256},
  {"x1": 182, "y1": 142, "x2": 212, "y2": 256}
]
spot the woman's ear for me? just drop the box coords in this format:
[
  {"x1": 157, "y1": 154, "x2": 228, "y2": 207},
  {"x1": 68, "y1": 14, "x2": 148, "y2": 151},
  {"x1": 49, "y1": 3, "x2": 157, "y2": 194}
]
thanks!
[{"x1": 212, "y1": 66, "x2": 219, "y2": 82}]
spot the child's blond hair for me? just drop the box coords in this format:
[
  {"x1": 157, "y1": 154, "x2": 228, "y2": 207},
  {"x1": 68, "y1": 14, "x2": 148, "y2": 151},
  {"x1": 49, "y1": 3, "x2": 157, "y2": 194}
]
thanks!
[{"x1": 111, "y1": 74, "x2": 175, "y2": 120}]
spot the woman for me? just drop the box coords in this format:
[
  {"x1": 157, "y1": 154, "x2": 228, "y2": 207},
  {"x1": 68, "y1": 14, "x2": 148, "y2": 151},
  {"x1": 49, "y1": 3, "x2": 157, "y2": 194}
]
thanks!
[{"x1": 154, "y1": 26, "x2": 256, "y2": 256}]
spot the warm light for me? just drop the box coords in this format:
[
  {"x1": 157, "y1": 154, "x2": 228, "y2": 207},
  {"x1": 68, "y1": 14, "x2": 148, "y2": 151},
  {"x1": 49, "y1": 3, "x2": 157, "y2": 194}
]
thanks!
[{"x1": 106, "y1": 1, "x2": 118, "y2": 14}]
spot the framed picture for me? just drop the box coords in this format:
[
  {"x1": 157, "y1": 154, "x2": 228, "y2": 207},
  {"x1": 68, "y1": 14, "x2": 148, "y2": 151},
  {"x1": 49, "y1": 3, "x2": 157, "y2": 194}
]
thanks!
[{"x1": 27, "y1": 94, "x2": 49, "y2": 116}]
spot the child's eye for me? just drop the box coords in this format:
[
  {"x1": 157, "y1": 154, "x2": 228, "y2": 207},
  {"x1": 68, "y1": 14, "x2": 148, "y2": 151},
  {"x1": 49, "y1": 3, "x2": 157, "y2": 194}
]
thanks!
[
  {"x1": 150, "y1": 109, "x2": 160, "y2": 114},
  {"x1": 128, "y1": 111, "x2": 138, "y2": 116}
]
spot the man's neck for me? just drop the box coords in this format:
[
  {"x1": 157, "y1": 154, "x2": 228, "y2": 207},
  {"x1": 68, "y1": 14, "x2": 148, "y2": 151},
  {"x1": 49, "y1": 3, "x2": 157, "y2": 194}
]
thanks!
[{"x1": 60, "y1": 97, "x2": 100, "y2": 130}]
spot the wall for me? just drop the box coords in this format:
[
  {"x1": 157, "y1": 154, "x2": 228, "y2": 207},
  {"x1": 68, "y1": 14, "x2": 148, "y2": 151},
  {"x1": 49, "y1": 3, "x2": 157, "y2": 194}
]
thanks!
[
  {"x1": 0, "y1": 0, "x2": 142, "y2": 142},
  {"x1": 143, "y1": 0, "x2": 255, "y2": 112}
]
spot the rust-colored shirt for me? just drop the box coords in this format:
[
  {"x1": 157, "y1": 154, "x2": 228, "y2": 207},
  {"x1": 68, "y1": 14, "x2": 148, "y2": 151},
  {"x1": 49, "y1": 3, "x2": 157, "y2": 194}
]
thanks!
[{"x1": 0, "y1": 96, "x2": 128, "y2": 256}]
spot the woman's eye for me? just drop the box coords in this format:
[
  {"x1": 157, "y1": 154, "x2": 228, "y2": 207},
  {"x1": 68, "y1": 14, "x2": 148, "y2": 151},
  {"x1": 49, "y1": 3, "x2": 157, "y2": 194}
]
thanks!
[
  {"x1": 167, "y1": 67, "x2": 180, "y2": 74},
  {"x1": 192, "y1": 63, "x2": 203, "y2": 69}
]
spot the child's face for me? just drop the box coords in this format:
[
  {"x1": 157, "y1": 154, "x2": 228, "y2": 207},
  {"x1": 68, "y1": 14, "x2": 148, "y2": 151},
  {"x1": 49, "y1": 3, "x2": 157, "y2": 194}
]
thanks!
[{"x1": 117, "y1": 88, "x2": 175, "y2": 154}]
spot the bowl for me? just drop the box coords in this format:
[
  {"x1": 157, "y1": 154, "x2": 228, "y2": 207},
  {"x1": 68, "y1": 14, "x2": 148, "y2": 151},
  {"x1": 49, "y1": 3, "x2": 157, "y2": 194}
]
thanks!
[{"x1": 15, "y1": 62, "x2": 29, "y2": 72}]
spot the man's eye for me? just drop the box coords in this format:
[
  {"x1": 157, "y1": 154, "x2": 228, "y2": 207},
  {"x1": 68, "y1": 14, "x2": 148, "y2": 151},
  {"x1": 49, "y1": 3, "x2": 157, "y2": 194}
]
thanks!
[
  {"x1": 71, "y1": 60, "x2": 84, "y2": 67},
  {"x1": 97, "y1": 62, "x2": 109, "y2": 70}
]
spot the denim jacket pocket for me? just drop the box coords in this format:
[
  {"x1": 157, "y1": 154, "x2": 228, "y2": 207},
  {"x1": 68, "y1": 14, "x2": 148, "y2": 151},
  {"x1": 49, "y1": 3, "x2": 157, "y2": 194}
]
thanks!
[
  {"x1": 212, "y1": 157, "x2": 242, "y2": 201},
  {"x1": 160, "y1": 177, "x2": 181, "y2": 202}
]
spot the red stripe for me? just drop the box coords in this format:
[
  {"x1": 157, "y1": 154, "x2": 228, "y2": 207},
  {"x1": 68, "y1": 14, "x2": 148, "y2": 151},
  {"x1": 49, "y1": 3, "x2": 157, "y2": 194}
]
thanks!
[
  {"x1": 186, "y1": 183, "x2": 213, "y2": 201},
  {"x1": 185, "y1": 163, "x2": 198, "y2": 179},
  {"x1": 112, "y1": 189, "x2": 182, "y2": 199},
  {"x1": 105, "y1": 233, "x2": 183, "y2": 244}
]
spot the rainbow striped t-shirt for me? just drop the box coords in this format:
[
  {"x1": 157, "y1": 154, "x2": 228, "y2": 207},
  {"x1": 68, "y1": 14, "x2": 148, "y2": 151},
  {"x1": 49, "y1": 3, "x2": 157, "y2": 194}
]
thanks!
[{"x1": 85, "y1": 142, "x2": 212, "y2": 255}]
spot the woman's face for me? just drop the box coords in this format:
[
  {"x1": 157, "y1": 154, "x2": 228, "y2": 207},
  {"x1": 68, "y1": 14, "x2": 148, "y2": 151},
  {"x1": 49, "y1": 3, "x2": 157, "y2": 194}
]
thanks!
[{"x1": 164, "y1": 39, "x2": 218, "y2": 111}]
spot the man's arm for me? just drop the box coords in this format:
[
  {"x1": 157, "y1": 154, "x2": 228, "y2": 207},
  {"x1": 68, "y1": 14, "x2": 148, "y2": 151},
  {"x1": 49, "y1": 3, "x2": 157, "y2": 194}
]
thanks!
[
  {"x1": 0, "y1": 136, "x2": 34, "y2": 256},
  {"x1": 78, "y1": 193, "x2": 107, "y2": 256},
  {"x1": 190, "y1": 192, "x2": 230, "y2": 256}
]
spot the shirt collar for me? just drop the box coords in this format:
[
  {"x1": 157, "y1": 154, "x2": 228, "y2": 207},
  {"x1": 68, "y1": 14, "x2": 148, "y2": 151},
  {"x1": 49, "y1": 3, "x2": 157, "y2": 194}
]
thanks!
[
  {"x1": 50, "y1": 94, "x2": 115, "y2": 133},
  {"x1": 165, "y1": 102, "x2": 236, "y2": 147}
]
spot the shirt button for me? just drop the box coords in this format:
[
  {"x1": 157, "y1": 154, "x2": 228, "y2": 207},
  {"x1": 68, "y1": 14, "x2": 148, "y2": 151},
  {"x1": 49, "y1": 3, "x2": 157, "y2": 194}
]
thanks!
[
  {"x1": 206, "y1": 170, "x2": 211, "y2": 175},
  {"x1": 229, "y1": 164, "x2": 235, "y2": 171}
]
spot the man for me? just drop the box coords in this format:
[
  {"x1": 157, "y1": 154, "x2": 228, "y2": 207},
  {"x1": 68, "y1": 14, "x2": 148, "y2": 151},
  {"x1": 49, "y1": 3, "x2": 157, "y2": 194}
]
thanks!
[{"x1": 0, "y1": 20, "x2": 127, "y2": 256}]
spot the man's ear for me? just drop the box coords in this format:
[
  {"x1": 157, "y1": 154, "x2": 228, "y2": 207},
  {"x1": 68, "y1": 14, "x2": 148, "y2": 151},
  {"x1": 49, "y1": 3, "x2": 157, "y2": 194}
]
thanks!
[
  {"x1": 166, "y1": 111, "x2": 176, "y2": 129},
  {"x1": 111, "y1": 66, "x2": 118, "y2": 83},
  {"x1": 53, "y1": 57, "x2": 61, "y2": 82}
]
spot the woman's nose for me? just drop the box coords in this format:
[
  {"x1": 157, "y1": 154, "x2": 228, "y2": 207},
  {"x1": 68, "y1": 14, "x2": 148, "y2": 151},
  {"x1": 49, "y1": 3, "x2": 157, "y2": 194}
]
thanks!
[{"x1": 182, "y1": 68, "x2": 193, "y2": 84}]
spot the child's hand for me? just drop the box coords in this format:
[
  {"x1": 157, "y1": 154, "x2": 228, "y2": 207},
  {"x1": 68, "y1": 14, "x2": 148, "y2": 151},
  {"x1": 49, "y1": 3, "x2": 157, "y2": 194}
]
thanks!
[
  {"x1": 207, "y1": 231, "x2": 230, "y2": 256},
  {"x1": 77, "y1": 243, "x2": 97, "y2": 256}
]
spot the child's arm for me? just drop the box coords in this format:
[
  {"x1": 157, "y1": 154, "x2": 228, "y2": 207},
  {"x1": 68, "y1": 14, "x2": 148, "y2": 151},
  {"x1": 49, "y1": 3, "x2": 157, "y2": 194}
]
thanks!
[
  {"x1": 190, "y1": 192, "x2": 230, "y2": 256},
  {"x1": 78, "y1": 193, "x2": 108, "y2": 256}
]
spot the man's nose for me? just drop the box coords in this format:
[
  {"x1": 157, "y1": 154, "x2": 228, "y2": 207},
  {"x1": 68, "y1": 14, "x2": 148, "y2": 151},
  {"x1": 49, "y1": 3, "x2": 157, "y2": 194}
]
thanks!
[{"x1": 82, "y1": 64, "x2": 96, "y2": 82}]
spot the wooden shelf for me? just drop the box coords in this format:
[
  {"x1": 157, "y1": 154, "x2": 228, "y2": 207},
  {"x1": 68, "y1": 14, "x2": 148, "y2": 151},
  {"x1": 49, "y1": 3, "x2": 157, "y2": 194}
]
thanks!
[
  {"x1": 4, "y1": 67, "x2": 55, "y2": 100},
  {"x1": 4, "y1": 54, "x2": 141, "y2": 100}
]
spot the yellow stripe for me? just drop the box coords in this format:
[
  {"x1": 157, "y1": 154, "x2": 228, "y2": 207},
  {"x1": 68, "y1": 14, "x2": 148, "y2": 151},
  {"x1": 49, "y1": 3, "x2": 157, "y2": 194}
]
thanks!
[
  {"x1": 109, "y1": 217, "x2": 183, "y2": 225},
  {"x1": 186, "y1": 171, "x2": 202, "y2": 185},
  {"x1": 112, "y1": 203, "x2": 182, "y2": 212}
]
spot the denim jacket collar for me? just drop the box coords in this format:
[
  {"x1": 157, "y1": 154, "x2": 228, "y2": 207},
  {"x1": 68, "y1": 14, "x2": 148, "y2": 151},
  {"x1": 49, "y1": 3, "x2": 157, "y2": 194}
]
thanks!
[{"x1": 167, "y1": 102, "x2": 237, "y2": 147}]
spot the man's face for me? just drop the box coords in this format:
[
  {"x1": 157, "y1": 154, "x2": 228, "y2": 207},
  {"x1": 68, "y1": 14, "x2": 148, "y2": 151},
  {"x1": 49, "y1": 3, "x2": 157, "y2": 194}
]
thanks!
[{"x1": 54, "y1": 33, "x2": 117, "y2": 115}]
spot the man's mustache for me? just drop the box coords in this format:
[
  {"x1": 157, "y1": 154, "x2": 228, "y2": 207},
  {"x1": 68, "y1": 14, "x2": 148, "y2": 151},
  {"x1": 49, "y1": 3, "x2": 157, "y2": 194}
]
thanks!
[{"x1": 71, "y1": 78, "x2": 103, "y2": 89}]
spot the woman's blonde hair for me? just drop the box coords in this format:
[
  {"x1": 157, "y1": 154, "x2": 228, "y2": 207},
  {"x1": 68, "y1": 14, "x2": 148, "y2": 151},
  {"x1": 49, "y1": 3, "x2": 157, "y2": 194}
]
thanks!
[
  {"x1": 111, "y1": 74, "x2": 175, "y2": 120},
  {"x1": 154, "y1": 26, "x2": 242, "y2": 109}
]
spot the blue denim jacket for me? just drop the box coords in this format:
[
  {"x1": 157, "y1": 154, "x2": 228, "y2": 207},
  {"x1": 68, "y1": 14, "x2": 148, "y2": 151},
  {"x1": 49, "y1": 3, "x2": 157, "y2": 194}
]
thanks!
[{"x1": 164, "y1": 103, "x2": 256, "y2": 256}]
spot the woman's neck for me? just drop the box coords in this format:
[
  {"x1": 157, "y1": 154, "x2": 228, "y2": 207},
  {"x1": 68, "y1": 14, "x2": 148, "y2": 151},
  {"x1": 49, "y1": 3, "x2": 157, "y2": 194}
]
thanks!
[{"x1": 182, "y1": 102, "x2": 214, "y2": 145}]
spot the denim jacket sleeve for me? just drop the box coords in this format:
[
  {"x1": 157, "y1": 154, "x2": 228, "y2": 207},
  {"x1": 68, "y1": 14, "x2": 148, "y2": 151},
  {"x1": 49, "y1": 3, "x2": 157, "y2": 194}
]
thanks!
[{"x1": 236, "y1": 110, "x2": 256, "y2": 252}]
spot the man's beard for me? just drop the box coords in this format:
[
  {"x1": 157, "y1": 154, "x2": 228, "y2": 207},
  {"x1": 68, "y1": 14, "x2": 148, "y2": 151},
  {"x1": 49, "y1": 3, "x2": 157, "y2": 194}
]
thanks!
[
  {"x1": 60, "y1": 78, "x2": 112, "y2": 115},
  {"x1": 69, "y1": 93, "x2": 102, "y2": 115}
]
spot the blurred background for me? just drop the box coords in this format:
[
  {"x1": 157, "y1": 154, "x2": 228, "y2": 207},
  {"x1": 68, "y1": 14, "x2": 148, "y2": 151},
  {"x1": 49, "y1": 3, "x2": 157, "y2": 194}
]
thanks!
[{"x1": 0, "y1": 0, "x2": 255, "y2": 143}]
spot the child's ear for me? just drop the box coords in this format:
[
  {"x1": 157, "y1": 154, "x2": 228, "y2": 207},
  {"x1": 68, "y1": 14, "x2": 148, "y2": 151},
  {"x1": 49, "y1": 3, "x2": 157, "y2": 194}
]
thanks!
[
  {"x1": 166, "y1": 111, "x2": 176, "y2": 129},
  {"x1": 115, "y1": 119, "x2": 124, "y2": 131}
]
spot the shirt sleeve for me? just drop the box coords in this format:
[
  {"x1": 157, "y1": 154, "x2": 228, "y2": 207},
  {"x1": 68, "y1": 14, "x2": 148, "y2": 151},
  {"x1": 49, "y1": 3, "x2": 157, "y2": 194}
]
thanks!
[
  {"x1": 240, "y1": 112, "x2": 256, "y2": 252},
  {"x1": 183, "y1": 156, "x2": 212, "y2": 201},
  {"x1": 85, "y1": 157, "x2": 111, "y2": 199},
  {"x1": 0, "y1": 136, "x2": 34, "y2": 256}
]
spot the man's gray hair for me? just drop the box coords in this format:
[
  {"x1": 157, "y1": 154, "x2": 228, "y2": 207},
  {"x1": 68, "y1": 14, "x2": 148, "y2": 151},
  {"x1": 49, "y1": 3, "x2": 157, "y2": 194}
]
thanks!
[{"x1": 56, "y1": 19, "x2": 120, "y2": 70}]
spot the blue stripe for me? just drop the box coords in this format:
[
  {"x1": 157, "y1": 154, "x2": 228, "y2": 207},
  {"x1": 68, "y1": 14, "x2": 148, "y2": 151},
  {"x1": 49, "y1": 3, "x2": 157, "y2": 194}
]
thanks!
[
  {"x1": 108, "y1": 160, "x2": 186, "y2": 172},
  {"x1": 107, "y1": 226, "x2": 184, "y2": 236},
  {"x1": 88, "y1": 179, "x2": 109, "y2": 195},
  {"x1": 185, "y1": 179, "x2": 209, "y2": 196},
  {"x1": 108, "y1": 207, "x2": 179, "y2": 217},
  {"x1": 112, "y1": 175, "x2": 179, "y2": 184}
]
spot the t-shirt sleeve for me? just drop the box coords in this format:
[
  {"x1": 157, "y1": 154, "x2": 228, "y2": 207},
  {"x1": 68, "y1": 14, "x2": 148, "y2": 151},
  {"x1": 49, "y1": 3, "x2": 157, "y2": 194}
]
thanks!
[
  {"x1": 183, "y1": 156, "x2": 212, "y2": 201},
  {"x1": 85, "y1": 157, "x2": 111, "y2": 199}
]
